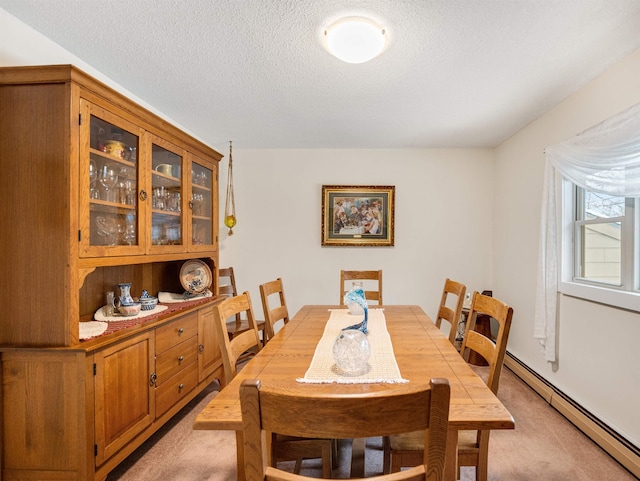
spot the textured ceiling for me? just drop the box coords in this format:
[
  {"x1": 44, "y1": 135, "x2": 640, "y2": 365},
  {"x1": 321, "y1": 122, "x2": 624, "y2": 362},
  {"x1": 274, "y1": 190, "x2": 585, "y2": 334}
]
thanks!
[{"x1": 2, "y1": 0, "x2": 640, "y2": 149}]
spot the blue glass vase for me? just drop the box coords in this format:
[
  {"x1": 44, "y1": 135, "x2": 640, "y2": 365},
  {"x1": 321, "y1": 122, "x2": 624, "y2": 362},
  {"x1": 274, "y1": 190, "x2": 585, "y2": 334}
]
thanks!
[{"x1": 343, "y1": 281, "x2": 369, "y2": 334}]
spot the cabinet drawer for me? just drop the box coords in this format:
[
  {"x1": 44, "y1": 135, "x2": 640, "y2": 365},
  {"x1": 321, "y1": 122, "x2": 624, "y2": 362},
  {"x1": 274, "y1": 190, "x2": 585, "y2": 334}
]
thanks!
[
  {"x1": 155, "y1": 313, "x2": 198, "y2": 353},
  {"x1": 155, "y1": 336, "x2": 198, "y2": 386},
  {"x1": 155, "y1": 361, "x2": 198, "y2": 418}
]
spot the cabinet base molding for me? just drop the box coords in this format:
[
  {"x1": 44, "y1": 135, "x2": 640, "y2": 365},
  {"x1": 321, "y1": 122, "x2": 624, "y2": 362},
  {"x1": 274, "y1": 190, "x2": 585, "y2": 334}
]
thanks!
[{"x1": 2, "y1": 469, "x2": 80, "y2": 480}]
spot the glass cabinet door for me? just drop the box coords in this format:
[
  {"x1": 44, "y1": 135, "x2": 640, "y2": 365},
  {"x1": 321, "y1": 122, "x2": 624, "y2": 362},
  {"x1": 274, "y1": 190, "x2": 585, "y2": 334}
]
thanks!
[
  {"x1": 189, "y1": 156, "x2": 216, "y2": 250},
  {"x1": 150, "y1": 137, "x2": 185, "y2": 251},
  {"x1": 80, "y1": 100, "x2": 144, "y2": 257}
]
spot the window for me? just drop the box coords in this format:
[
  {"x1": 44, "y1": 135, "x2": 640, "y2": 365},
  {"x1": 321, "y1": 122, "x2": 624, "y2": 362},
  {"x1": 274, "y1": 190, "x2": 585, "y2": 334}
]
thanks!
[
  {"x1": 561, "y1": 182, "x2": 640, "y2": 311},
  {"x1": 537, "y1": 103, "x2": 640, "y2": 361},
  {"x1": 575, "y1": 188, "x2": 627, "y2": 286}
]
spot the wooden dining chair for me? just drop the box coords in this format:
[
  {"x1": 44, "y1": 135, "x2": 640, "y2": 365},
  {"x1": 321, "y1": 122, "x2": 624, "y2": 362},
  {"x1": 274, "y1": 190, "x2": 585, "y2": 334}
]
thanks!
[
  {"x1": 218, "y1": 267, "x2": 237, "y2": 298},
  {"x1": 211, "y1": 291, "x2": 263, "y2": 388},
  {"x1": 433, "y1": 278, "x2": 466, "y2": 346},
  {"x1": 240, "y1": 378, "x2": 451, "y2": 481},
  {"x1": 213, "y1": 291, "x2": 334, "y2": 476},
  {"x1": 218, "y1": 267, "x2": 240, "y2": 330},
  {"x1": 259, "y1": 277, "x2": 289, "y2": 344},
  {"x1": 384, "y1": 292, "x2": 513, "y2": 481},
  {"x1": 339, "y1": 269, "x2": 383, "y2": 305},
  {"x1": 259, "y1": 277, "x2": 336, "y2": 475},
  {"x1": 218, "y1": 267, "x2": 265, "y2": 341}
]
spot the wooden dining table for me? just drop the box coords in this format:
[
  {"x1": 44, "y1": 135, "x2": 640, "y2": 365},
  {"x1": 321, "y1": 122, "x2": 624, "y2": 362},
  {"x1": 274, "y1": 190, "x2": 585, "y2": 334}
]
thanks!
[{"x1": 193, "y1": 305, "x2": 515, "y2": 481}]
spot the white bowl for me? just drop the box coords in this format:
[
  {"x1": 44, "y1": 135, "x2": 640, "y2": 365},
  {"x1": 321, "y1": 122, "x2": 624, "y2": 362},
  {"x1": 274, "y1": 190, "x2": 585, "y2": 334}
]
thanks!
[{"x1": 118, "y1": 302, "x2": 142, "y2": 316}]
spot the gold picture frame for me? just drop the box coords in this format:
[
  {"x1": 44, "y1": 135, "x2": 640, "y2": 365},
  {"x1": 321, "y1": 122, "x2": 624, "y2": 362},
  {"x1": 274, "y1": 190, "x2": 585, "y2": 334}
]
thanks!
[{"x1": 321, "y1": 185, "x2": 395, "y2": 246}]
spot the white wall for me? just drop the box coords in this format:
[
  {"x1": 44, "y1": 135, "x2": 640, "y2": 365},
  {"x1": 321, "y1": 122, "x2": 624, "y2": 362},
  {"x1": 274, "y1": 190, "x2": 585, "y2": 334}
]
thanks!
[
  {"x1": 494, "y1": 47, "x2": 640, "y2": 447},
  {"x1": 3, "y1": 5, "x2": 638, "y2": 449},
  {"x1": 219, "y1": 148, "x2": 494, "y2": 318}
]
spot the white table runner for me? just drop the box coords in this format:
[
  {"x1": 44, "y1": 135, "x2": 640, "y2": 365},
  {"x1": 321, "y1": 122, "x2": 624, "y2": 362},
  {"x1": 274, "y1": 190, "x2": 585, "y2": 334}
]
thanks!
[{"x1": 297, "y1": 309, "x2": 408, "y2": 384}]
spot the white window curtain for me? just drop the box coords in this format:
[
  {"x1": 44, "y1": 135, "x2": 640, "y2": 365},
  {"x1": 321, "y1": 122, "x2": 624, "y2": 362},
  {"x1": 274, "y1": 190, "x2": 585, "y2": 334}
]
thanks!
[{"x1": 535, "y1": 102, "x2": 640, "y2": 362}]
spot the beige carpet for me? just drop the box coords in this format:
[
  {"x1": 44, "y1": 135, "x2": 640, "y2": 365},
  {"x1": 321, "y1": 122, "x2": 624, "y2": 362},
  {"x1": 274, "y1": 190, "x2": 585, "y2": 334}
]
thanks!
[{"x1": 107, "y1": 367, "x2": 637, "y2": 480}]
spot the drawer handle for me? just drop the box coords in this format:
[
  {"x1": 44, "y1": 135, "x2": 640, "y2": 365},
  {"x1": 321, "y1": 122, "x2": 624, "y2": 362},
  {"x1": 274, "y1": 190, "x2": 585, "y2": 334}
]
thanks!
[
  {"x1": 178, "y1": 328, "x2": 184, "y2": 335},
  {"x1": 178, "y1": 355, "x2": 184, "y2": 363},
  {"x1": 178, "y1": 383, "x2": 185, "y2": 391}
]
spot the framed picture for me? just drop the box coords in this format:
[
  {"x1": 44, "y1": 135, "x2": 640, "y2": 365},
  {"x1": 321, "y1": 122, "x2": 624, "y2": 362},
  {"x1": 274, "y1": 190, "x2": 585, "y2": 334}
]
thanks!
[{"x1": 321, "y1": 185, "x2": 395, "y2": 246}]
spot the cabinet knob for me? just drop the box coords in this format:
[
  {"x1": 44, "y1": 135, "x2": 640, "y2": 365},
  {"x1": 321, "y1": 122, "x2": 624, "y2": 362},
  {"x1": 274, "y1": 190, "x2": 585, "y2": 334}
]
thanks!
[
  {"x1": 188, "y1": 200, "x2": 194, "y2": 211},
  {"x1": 149, "y1": 373, "x2": 157, "y2": 386},
  {"x1": 178, "y1": 327, "x2": 184, "y2": 335},
  {"x1": 139, "y1": 189, "x2": 148, "y2": 201},
  {"x1": 198, "y1": 344, "x2": 204, "y2": 353},
  {"x1": 178, "y1": 383, "x2": 185, "y2": 391},
  {"x1": 178, "y1": 355, "x2": 184, "y2": 363}
]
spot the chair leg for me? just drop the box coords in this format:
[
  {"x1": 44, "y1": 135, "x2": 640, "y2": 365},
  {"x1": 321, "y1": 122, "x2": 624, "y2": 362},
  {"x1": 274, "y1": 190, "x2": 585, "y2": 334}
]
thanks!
[
  {"x1": 322, "y1": 443, "x2": 332, "y2": 478},
  {"x1": 382, "y1": 436, "x2": 391, "y2": 474},
  {"x1": 391, "y1": 454, "x2": 403, "y2": 474}
]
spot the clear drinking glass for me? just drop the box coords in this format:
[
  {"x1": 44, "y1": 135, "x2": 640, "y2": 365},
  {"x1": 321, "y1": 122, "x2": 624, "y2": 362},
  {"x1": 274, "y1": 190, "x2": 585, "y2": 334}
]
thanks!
[
  {"x1": 99, "y1": 165, "x2": 118, "y2": 202},
  {"x1": 103, "y1": 291, "x2": 115, "y2": 316},
  {"x1": 89, "y1": 160, "x2": 99, "y2": 199}
]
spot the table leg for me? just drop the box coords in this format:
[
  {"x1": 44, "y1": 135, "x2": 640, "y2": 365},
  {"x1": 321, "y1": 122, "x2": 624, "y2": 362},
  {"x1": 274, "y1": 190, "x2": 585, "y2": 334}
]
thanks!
[
  {"x1": 351, "y1": 437, "x2": 366, "y2": 477},
  {"x1": 235, "y1": 431, "x2": 246, "y2": 481},
  {"x1": 444, "y1": 427, "x2": 458, "y2": 481}
]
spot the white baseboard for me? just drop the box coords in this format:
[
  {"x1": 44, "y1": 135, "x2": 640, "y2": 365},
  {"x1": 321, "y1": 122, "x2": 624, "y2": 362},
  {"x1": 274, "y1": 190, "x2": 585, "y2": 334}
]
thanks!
[{"x1": 504, "y1": 353, "x2": 640, "y2": 478}]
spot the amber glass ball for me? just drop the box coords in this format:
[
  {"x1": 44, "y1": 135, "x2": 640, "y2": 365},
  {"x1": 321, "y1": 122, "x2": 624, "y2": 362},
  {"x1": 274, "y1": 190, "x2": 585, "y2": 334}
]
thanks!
[{"x1": 224, "y1": 215, "x2": 236, "y2": 228}]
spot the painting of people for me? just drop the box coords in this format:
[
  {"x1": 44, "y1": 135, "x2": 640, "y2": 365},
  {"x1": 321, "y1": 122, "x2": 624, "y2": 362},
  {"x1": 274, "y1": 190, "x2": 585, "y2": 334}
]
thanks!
[{"x1": 322, "y1": 185, "x2": 395, "y2": 246}]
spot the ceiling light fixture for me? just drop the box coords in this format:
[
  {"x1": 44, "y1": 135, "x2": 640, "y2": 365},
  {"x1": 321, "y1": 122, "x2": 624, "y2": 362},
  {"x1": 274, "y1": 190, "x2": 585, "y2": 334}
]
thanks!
[{"x1": 323, "y1": 17, "x2": 387, "y2": 64}]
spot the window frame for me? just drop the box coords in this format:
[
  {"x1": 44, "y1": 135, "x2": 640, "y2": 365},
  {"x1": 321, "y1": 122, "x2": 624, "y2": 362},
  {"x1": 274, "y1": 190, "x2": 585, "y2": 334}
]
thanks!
[{"x1": 559, "y1": 179, "x2": 640, "y2": 313}]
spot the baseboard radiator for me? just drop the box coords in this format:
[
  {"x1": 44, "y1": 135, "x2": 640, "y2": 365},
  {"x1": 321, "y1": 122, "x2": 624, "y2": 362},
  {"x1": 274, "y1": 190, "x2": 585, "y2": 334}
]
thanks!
[{"x1": 504, "y1": 352, "x2": 640, "y2": 478}]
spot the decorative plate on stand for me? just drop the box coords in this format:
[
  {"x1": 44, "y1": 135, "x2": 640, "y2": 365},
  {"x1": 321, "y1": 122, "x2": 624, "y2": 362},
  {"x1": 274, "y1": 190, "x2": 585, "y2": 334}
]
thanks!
[{"x1": 180, "y1": 259, "x2": 212, "y2": 295}]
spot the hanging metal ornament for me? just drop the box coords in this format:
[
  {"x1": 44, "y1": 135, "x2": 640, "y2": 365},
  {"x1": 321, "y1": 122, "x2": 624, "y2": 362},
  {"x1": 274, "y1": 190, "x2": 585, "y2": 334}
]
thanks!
[{"x1": 224, "y1": 141, "x2": 237, "y2": 235}]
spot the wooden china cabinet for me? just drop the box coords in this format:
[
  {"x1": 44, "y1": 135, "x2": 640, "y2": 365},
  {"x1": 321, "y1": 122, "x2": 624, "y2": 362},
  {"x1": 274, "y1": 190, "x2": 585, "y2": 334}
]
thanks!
[{"x1": 0, "y1": 65, "x2": 224, "y2": 481}]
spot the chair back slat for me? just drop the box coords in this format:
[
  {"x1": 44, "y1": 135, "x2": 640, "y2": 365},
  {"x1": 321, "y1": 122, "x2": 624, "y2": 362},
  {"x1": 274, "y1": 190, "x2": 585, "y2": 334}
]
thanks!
[
  {"x1": 340, "y1": 269, "x2": 383, "y2": 305},
  {"x1": 434, "y1": 278, "x2": 466, "y2": 346},
  {"x1": 218, "y1": 267, "x2": 238, "y2": 297},
  {"x1": 259, "y1": 278, "x2": 289, "y2": 343},
  {"x1": 218, "y1": 267, "x2": 241, "y2": 323}
]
